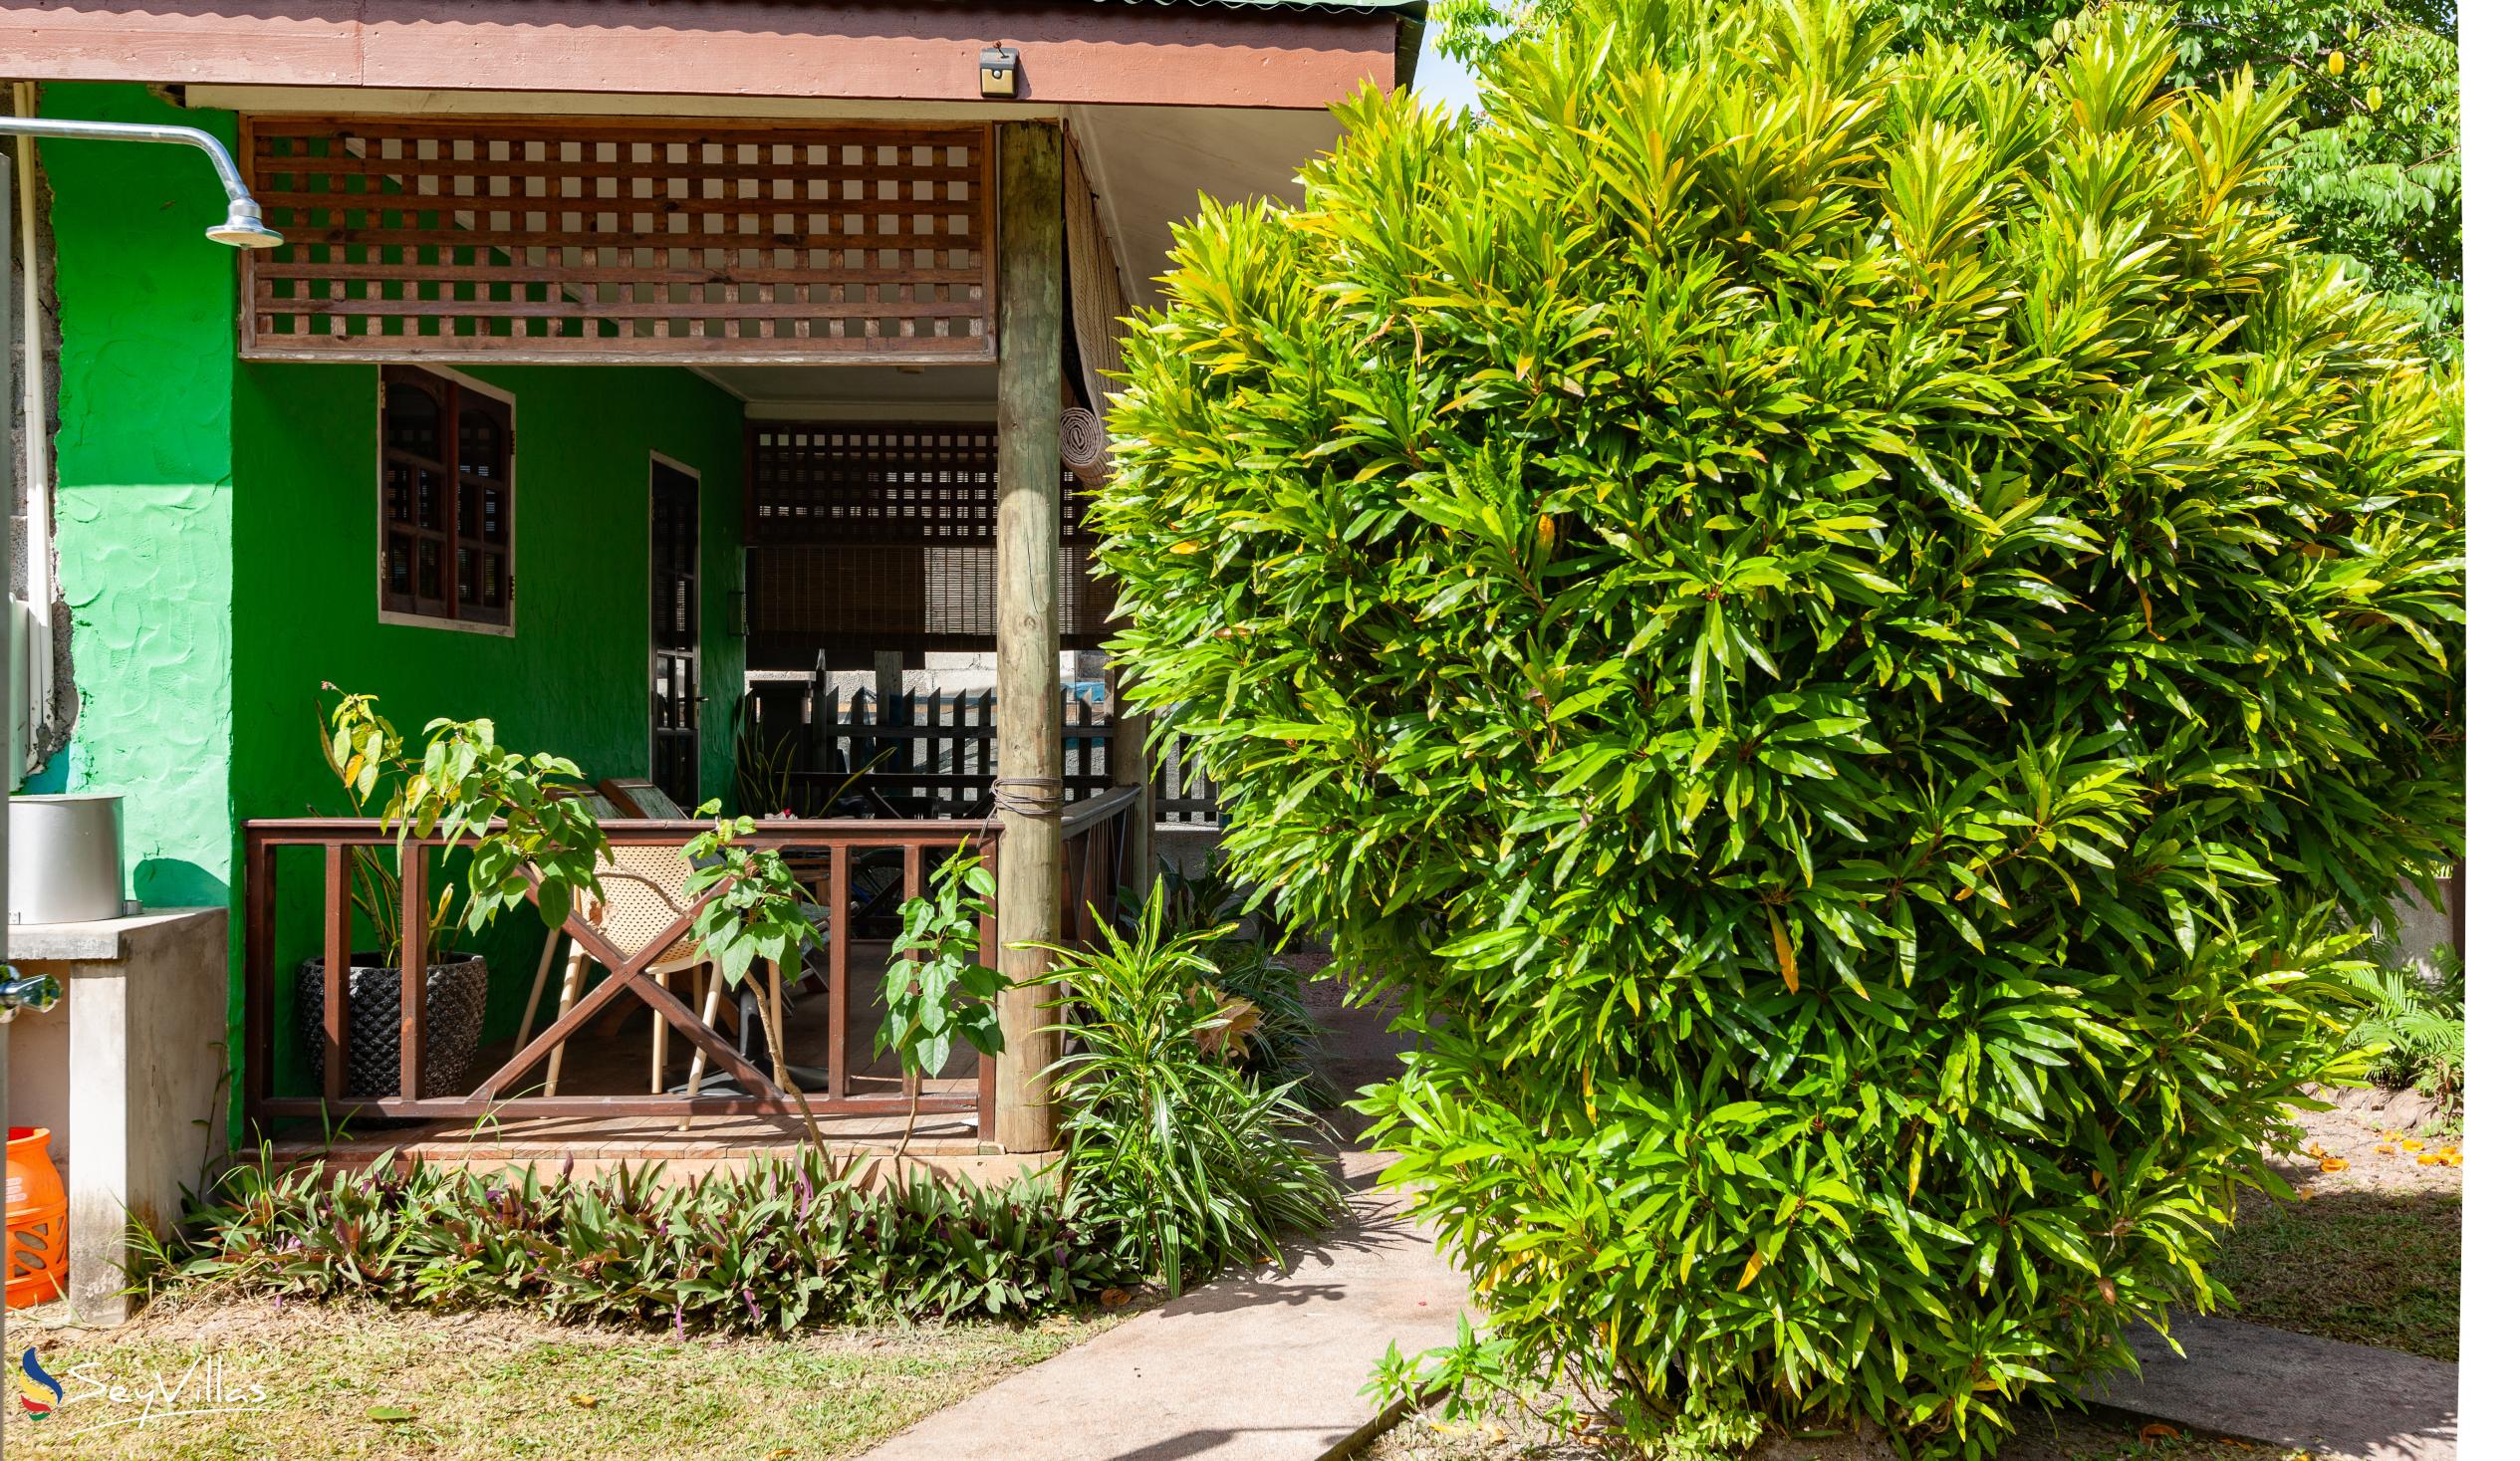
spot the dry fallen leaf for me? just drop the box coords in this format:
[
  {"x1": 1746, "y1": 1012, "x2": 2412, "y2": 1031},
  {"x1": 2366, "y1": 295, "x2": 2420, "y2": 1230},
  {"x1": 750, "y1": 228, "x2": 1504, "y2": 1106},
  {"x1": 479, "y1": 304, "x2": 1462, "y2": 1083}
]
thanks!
[
  {"x1": 570, "y1": 1393, "x2": 600, "y2": 1408},
  {"x1": 2417, "y1": 1153, "x2": 2440, "y2": 1166},
  {"x1": 2320, "y1": 1157, "x2": 2349, "y2": 1173},
  {"x1": 2139, "y1": 1421, "x2": 2180, "y2": 1443},
  {"x1": 1100, "y1": 1287, "x2": 1133, "y2": 1311},
  {"x1": 2402, "y1": 1139, "x2": 2425, "y2": 1152}
]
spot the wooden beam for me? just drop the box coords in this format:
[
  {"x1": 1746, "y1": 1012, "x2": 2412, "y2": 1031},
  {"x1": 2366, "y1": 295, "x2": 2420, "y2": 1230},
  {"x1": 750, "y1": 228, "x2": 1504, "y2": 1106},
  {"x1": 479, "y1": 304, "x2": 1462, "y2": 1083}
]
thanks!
[
  {"x1": 992, "y1": 119, "x2": 1063, "y2": 1156},
  {"x1": 0, "y1": 1, "x2": 1402, "y2": 110}
]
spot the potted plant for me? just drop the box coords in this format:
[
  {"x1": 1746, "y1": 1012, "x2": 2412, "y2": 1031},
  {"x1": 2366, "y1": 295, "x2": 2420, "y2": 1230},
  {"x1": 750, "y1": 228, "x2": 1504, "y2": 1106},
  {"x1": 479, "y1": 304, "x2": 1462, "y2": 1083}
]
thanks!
[{"x1": 299, "y1": 688, "x2": 612, "y2": 1100}]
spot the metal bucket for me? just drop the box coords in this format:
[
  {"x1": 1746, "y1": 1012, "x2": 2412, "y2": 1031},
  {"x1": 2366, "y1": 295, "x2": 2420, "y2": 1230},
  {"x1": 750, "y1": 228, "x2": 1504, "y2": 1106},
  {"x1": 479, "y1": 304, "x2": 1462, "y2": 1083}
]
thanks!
[{"x1": 9, "y1": 794, "x2": 125, "y2": 924}]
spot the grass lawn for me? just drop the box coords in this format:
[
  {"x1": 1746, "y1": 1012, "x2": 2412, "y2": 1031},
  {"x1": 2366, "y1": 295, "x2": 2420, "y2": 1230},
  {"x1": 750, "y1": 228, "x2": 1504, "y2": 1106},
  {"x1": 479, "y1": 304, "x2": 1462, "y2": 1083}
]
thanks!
[
  {"x1": 2210, "y1": 1187, "x2": 2461, "y2": 1361},
  {"x1": 2, "y1": 1298, "x2": 1113, "y2": 1459}
]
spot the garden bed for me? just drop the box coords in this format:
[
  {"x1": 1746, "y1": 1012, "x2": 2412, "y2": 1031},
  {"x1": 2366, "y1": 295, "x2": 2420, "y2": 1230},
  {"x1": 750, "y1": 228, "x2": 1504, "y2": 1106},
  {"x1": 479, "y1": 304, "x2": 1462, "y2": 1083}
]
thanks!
[{"x1": 4, "y1": 1296, "x2": 1115, "y2": 1459}]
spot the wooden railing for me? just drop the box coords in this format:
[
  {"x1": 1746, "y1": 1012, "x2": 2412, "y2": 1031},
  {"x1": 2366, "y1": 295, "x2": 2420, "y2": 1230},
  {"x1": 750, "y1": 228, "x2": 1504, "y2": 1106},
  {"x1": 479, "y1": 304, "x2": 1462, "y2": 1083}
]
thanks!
[
  {"x1": 240, "y1": 788, "x2": 1139, "y2": 1137},
  {"x1": 746, "y1": 683, "x2": 1219, "y2": 824},
  {"x1": 1054, "y1": 786, "x2": 1136, "y2": 946}
]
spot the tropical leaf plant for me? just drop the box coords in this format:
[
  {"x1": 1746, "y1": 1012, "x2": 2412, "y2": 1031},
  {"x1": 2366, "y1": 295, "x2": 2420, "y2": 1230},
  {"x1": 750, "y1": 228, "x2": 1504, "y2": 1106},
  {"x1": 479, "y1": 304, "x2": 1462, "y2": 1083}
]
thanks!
[
  {"x1": 680, "y1": 802, "x2": 835, "y2": 1154},
  {"x1": 1033, "y1": 884, "x2": 1346, "y2": 1296},
  {"x1": 138, "y1": 1145, "x2": 1115, "y2": 1331},
  {"x1": 880, "y1": 846, "x2": 1010, "y2": 1152},
  {"x1": 1091, "y1": 1, "x2": 2463, "y2": 1454},
  {"x1": 320, "y1": 685, "x2": 612, "y2": 966},
  {"x1": 1433, "y1": 0, "x2": 2463, "y2": 356}
]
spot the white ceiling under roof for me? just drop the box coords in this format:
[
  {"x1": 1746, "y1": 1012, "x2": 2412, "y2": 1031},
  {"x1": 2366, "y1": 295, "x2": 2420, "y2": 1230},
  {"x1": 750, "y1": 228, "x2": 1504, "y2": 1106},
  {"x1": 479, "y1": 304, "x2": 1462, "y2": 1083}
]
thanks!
[{"x1": 1069, "y1": 103, "x2": 1342, "y2": 313}]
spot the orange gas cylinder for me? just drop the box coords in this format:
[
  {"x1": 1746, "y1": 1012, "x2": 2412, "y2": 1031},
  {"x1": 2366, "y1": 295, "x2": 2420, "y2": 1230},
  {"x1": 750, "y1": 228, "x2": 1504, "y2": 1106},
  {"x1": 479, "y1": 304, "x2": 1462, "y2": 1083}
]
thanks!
[{"x1": 6, "y1": 1126, "x2": 66, "y2": 1308}]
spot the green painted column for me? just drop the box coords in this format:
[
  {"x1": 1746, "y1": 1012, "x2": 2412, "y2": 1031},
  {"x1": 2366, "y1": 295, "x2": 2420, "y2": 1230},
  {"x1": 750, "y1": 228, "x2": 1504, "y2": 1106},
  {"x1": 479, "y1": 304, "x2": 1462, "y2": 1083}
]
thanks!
[{"x1": 41, "y1": 84, "x2": 241, "y2": 910}]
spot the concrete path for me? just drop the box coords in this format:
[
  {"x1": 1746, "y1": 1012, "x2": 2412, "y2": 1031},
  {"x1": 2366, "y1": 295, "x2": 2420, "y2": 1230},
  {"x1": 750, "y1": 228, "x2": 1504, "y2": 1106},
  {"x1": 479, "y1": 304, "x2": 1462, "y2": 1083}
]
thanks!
[
  {"x1": 2081, "y1": 1313, "x2": 2457, "y2": 1461},
  {"x1": 863, "y1": 1148, "x2": 1467, "y2": 1461}
]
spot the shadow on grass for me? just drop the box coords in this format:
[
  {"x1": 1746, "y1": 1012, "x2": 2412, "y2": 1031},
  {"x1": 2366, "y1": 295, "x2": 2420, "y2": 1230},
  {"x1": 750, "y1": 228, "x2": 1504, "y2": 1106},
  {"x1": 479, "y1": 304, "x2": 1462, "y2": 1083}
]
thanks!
[{"x1": 2213, "y1": 1186, "x2": 2460, "y2": 1362}]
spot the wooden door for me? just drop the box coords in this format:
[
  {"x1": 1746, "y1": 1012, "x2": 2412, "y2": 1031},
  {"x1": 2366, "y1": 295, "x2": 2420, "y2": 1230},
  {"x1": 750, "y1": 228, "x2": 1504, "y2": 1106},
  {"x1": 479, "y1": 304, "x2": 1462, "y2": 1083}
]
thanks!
[{"x1": 650, "y1": 459, "x2": 702, "y2": 809}]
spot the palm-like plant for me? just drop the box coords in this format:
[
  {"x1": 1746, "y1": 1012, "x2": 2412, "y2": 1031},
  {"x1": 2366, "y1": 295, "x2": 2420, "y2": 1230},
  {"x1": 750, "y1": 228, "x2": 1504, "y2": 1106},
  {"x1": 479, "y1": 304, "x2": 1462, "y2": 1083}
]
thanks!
[
  {"x1": 2344, "y1": 943, "x2": 2464, "y2": 1102},
  {"x1": 1034, "y1": 884, "x2": 1345, "y2": 1295}
]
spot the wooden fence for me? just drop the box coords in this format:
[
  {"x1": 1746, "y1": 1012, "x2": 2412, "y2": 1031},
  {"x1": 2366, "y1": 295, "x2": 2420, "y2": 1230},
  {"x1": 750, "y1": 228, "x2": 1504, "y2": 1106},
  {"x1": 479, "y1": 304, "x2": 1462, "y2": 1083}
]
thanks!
[{"x1": 744, "y1": 681, "x2": 1218, "y2": 824}]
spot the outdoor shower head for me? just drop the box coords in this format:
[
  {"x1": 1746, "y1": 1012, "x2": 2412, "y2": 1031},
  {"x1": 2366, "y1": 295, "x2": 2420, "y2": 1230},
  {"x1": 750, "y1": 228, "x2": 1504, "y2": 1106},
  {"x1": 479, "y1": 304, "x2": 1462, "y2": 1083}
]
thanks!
[
  {"x1": 0, "y1": 114, "x2": 281, "y2": 250},
  {"x1": 205, "y1": 197, "x2": 284, "y2": 249}
]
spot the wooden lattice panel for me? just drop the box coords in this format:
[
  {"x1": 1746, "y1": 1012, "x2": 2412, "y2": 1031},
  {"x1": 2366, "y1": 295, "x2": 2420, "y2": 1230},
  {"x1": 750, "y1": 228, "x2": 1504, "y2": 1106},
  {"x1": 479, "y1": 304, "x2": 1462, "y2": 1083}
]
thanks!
[
  {"x1": 746, "y1": 424, "x2": 1091, "y2": 545},
  {"x1": 745, "y1": 422, "x2": 1115, "y2": 663},
  {"x1": 239, "y1": 117, "x2": 994, "y2": 364}
]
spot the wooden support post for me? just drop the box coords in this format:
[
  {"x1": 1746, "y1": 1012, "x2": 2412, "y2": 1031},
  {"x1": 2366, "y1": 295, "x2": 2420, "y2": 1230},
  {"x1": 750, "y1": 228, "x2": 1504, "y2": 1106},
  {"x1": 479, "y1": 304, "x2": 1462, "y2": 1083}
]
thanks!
[
  {"x1": 398, "y1": 842, "x2": 427, "y2": 1101},
  {"x1": 1110, "y1": 673, "x2": 1153, "y2": 898},
  {"x1": 992, "y1": 119, "x2": 1065, "y2": 1154}
]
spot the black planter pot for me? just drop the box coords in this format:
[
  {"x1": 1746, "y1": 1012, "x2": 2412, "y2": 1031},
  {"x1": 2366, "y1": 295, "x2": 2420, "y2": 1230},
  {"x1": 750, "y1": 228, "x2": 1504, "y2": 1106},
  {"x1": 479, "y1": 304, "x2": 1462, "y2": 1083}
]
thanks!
[{"x1": 294, "y1": 953, "x2": 489, "y2": 1099}]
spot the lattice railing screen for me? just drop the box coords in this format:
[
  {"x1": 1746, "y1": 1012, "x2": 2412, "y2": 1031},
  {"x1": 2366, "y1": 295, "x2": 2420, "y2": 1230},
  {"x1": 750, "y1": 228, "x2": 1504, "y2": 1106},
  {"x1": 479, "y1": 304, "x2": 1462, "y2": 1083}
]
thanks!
[
  {"x1": 238, "y1": 118, "x2": 994, "y2": 364},
  {"x1": 744, "y1": 422, "x2": 1114, "y2": 666}
]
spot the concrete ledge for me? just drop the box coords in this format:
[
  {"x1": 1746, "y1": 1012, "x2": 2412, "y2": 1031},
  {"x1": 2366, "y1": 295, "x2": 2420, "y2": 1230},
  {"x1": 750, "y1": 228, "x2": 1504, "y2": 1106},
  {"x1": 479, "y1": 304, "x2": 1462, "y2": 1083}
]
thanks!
[
  {"x1": 6, "y1": 906, "x2": 225, "y2": 964},
  {"x1": 274, "y1": 1147, "x2": 1061, "y2": 1192},
  {"x1": 1, "y1": 905, "x2": 231, "y2": 1326}
]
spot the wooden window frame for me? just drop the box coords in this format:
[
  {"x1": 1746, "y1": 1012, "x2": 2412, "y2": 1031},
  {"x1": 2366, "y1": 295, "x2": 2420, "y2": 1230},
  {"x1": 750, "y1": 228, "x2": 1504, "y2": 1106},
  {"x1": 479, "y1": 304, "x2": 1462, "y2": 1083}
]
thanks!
[
  {"x1": 647, "y1": 450, "x2": 704, "y2": 806},
  {"x1": 378, "y1": 364, "x2": 518, "y2": 636}
]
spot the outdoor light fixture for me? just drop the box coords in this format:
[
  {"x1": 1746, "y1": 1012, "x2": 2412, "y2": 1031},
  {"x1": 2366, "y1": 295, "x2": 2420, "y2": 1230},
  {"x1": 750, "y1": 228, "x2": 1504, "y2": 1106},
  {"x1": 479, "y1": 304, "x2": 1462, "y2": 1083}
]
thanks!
[
  {"x1": 0, "y1": 115, "x2": 282, "y2": 249},
  {"x1": 979, "y1": 46, "x2": 1020, "y2": 99}
]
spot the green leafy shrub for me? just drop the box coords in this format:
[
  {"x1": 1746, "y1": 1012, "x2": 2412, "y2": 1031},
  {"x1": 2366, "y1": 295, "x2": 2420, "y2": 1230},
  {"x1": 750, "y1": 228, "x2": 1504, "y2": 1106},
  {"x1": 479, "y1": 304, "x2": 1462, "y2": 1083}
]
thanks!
[
  {"x1": 1207, "y1": 939, "x2": 1333, "y2": 1108},
  {"x1": 141, "y1": 1148, "x2": 1113, "y2": 1333},
  {"x1": 2344, "y1": 942, "x2": 2463, "y2": 1104},
  {"x1": 1040, "y1": 890, "x2": 1347, "y2": 1295},
  {"x1": 1093, "y1": 1, "x2": 2462, "y2": 1453}
]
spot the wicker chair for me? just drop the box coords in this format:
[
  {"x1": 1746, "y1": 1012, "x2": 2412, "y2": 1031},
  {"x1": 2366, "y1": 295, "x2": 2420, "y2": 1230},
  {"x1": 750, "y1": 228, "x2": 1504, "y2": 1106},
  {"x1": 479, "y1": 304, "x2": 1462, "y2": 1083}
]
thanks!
[{"x1": 513, "y1": 844, "x2": 718, "y2": 1096}]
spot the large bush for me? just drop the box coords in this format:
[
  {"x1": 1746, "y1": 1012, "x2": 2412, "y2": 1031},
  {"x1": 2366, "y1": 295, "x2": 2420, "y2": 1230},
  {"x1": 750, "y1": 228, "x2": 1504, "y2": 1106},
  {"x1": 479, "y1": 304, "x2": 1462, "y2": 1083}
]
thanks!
[{"x1": 1092, "y1": 1, "x2": 2462, "y2": 1455}]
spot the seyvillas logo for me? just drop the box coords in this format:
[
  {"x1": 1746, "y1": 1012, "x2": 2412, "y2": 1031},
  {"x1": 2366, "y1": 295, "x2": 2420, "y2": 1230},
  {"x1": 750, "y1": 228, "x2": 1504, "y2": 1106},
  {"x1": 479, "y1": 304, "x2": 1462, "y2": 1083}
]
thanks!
[{"x1": 15, "y1": 1348, "x2": 63, "y2": 1417}]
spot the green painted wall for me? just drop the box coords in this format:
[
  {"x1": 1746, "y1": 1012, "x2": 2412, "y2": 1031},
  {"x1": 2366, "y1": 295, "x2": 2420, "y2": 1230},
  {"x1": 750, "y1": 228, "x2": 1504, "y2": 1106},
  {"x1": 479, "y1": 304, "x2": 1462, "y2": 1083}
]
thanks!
[
  {"x1": 41, "y1": 84, "x2": 243, "y2": 910},
  {"x1": 232, "y1": 361, "x2": 746, "y2": 1071},
  {"x1": 40, "y1": 82, "x2": 749, "y2": 1107},
  {"x1": 230, "y1": 360, "x2": 747, "y2": 833}
]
